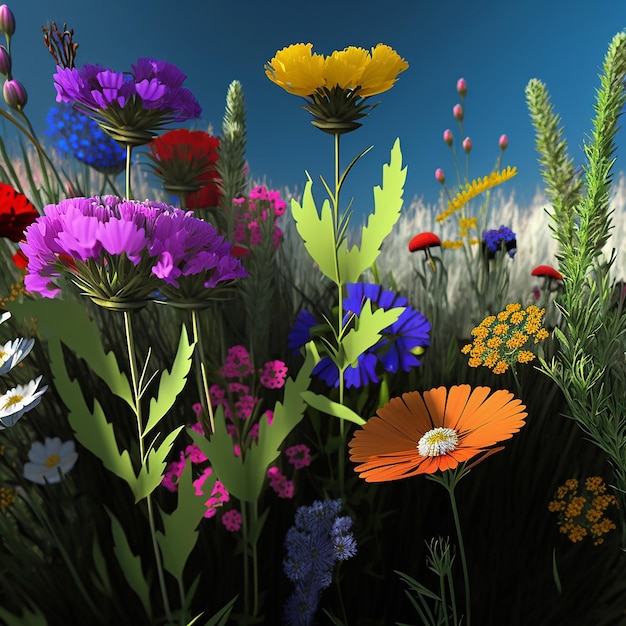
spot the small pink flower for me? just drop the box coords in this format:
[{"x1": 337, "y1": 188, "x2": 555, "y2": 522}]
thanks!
[
  {"x1": 278, "y1": 480, "x2": 294, "y2": 499},
  {"x1": 221, "y1": 345, "x2": 254, "y2": 378},
  {"x1": 232, "y1": 197, "x2": 246, "y2": 205},
  {"x1": 264, "y1": 409, "x2": 274, "y2": 425},
  {"x1": 443, "y1": 129, "x2": 453, "y2": 146},
  {"x1": 260, "y1": 360, "x2": 288, "y2": 389},
  {"x1": 453, "y1": 104, "x2": 464, "y2": 121},
  {"x1": 222, "y1": 509, "x2": 242, "y2": 532},
  {"x1": 499, "y1": 134, "x2": 509, "y2": 150},
  {"x1": 435, "y1": 168, "x2": 445, "y2": 185},
  {"x1": 462, "y1": 137, "x2": 472, "y2": 153},
  {"x1": 286, "y1": 444, "x2": 312, "y2": 470},
  {"x1": 229, "y1": 382, "x2": 250, "y2": 395},
  {"x1": 192, "y1": 403, "x2": 203, "y2": 420},
  {"x1": 162, "y1": 459, "x2": 185, "y2": 492},
  {"x1": 235, "y1": 394, "x2": 257, "y2": 419},
  {"x1": 193, "y1": 467, "x2": 214, "y2": 496},
  {"x1": 456, "y1": 77, "x2": 467, "y2": 98},
  {"x1": 190, "y1": 421, "x2": 204, "y2": 435},
  {"x1": 249, "y1": 185, "x2": 268, "y2": 200},
  {"x1": 184, "y1": 443, "x2": 208, "y2": 464}
]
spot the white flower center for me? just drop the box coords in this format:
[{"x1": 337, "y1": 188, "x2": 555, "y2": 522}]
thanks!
[{"x1": 418, "y1": 427, "x2": 459, "y2": 457}]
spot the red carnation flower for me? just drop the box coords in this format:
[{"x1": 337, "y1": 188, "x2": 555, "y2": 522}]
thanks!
[{"x1": 0, "y1": 183, "x2": 39, "y2": 242}]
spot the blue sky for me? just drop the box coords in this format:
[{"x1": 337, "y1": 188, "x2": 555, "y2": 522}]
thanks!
[{"x1": 6, "y1": 0, "x2": 626, "y2": 212}]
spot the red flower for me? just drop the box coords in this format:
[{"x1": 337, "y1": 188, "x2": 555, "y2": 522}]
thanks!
[
  {"x1": 0, "y1": 183, "x2": 39, "y2": 242},
  {"x1": 12, "y1": 249, "x2": 28, "y2": 269},
  {"x1": 408, "y1": 232, "x2": 441, "y2": 253},
  {"x1": 531, "y1": 265, "x2": 563, "y2": 281},
  {"x1": 148, "y1": 129, "x2": 221, "y2": 209}
]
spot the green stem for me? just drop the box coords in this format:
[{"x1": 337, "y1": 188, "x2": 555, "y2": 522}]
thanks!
[
  {"x1": 125, "y1": 144, "x2": 133, "y2": 199},
  {"x1": 191, "y1": 308, "x2": 216, "y2": 434},
  {"x1": 123, "y1": 310, "x2": 173, "y2": 624},
  {"x1": 252, "y1": 501, "x2": 260, "y2": 617},
  {"x1": 241, "y1": 500, "x2": 250, "y2": 616}
]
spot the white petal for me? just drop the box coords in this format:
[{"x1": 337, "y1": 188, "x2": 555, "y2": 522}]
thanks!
[{"x1": 28, "y1": 441, "x2": 48, "y2": 463}]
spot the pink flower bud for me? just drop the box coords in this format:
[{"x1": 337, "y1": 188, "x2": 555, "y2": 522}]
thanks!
[
  {"x1": 443, "y1": 129, "x2": 453, "y2": 146},
  {"x1": 453, "y1": 104, "x2": 464, "y2": 121},
  {"x1": 0, "y1": 44, "x2": 10, "y2": 76},
  {"x1": 462, "y1": 137, "x2": 472, "y2": 153},
  {"x1": 499, "y1": 134, "x2": 509, "y2": 150},
  {"x1": 3, "y1": 78, "x2": 26, "y2": 109},
  {"x1": 0, "y1": 5, "x2": 15, "y2": 37},
  {"x1": 435, "y1": 168, "x2": 445, "y2": 184},
  {"x1": 456, "y1": 78, "x2": 467, "y2": 98}
]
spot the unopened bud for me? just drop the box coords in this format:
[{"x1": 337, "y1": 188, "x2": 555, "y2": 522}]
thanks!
[
  {"x1": 456, "y1": 77, "x2": 467, "y2": 98},
  {"x1": 3, "y1": 78, "x2": 26, "y2": 109},
  {"x1": 453, "y1": 104, "x2": 463, "y2": 121},
  {"x1": 0, "y1": 44, "x2": 10, "y2": 76},
  {"x1": 435, "y1": 168, "x2": 445, "y2": 184},
  {"x1": 0, "y1": 5, "x2": 15, "y2": 37},
  {"x1": 443, "y1": 129, "x2": 453, "y2": 146},
  {"x1": 499, "y1": 134, "x2": 509, "y2": 150},
  {"x1": 462, "y1": 137, "x2": 472, "y2": 153}
]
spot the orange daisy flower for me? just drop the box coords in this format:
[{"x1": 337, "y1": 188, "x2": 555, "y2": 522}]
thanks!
[{"x1": 349, "y1": 385, "x2": 527, "y2": 482}]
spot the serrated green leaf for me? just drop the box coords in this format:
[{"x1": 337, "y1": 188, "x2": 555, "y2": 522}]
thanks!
[
  {"x1": 341, "y1": 301, "x2": 403, "y2": 365},
  {"x1": 107, "y1": 509, "x2": 152, "y2": 620},
  {"x1": 301, "y1": 390, "x2": 365, "y2": 426},
  {"x1": 290, "y1": 181, "x2": 339, "y2": 283},
  {"x1": 144, "y1": 324, "x2": 195, "y2": 437},
  {"x1": 337, "y1": 138, "x2": 406, "y2": 283},
  {"x1": 134, "y1": 426, "x2": 184, "y2": 502},
  {"x1": 200, "y1": 596, "x2": 238, "y2": 626},
  {"x1": 156, "y1": 458, "x2": 211, "y2": 581}
]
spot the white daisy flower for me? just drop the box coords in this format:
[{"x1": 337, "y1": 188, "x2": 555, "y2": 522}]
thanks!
[
  {"x1": 0, "y1": 337, "x2": 35, "y2": 375},
  {"x1": 23, "y1": 437, "x2": 78, "y2": 484},
  {"x1": 0, "y1": 375, "x2": 48, "y2": 428},
  {"x1": 0, "y1": 311, "x2": 10, "y2": 326}
]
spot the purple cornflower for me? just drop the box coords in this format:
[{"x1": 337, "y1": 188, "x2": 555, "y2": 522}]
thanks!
[
  {"x1": 53, "y1": 58, "x2": 201, "y2": 146},
  {"x1": 482, "y1": 225, "x2": 517, "y2": 259},
  {"x1": 283, "y1": 499, "x2": 357, "y2": 626}
]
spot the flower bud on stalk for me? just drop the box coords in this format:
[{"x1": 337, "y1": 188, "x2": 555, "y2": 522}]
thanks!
[
  {"x1": 443, "y1": 129, "x2": 453, "y2": 146},
  {"x1": 462, "y1": 137, "x2": 472, "y2": 153},
  {"x1": 0, "y1": 44, "x2": 10, "y2": 76},
  {"x1": 499, "y1": 134, "x2": 509, "y2": 150},
  {"x1": 456, "y1": 77, "x2": 467, "y2": 98},
  {"x1": 0, "y1": 4, "x2": 15, "y2": 37},
  {"x1": 435, "y1": 168, "x2": 445, "y2": 184},
  {"x1": 3, "y1": 78, "x2": 27, "y2": 109},
  {"x1": 453, "y1": 103, "x2": 464, "y2": 121}
]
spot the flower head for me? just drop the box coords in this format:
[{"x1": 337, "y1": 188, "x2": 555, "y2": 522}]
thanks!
[
  {"x1": 0, "y1": 337, "x2": 35, "y2": 375},
  {"x1": 0, "y1": 183, "x2": 38, "y2": 242},
  {"x1": 531, "y1": 264, "x2": 563, "y2": 281},
  {"x1": 435, "y1": 168, "x2": 445, "y2": 185},
  {"x1": 443, "y1": 129, "x2": 453, "y2": 146},
  {"x1": 0, "y1": 375, "x2": 48, "y2": 429},
  {"x1": 462, "y1": 136, "x2": 472, "y2": 153},
  {"x1": 349, "y1": 385, "x2": 527, "y2": 482},
  {"x1": 53, "y1": 58, "x2": 201, "y2": 146},
  {"x1": 482, "y1": 225, "x2": 517, "y2": 259},
  {"x1": 3, "y1": 78, "x2": 26, "y2": 110},
  {"x1": 499, "y1": 134, "x2": 509, "y2": 150},
  {"x1": 456, "y1": 77, "x2": 467, "y2": 98},
  {"x1": 23, "y1": 437, "x2": 78, "y2": 484},
  {"x1": 0, "y1": 5, "x2": 15, "y2": 37},
  {"x1": 265, "y1": 43, "x2": 407, "y2": 134}
]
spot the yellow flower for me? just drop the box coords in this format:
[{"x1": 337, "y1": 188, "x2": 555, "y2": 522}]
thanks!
[
  {"x1": 324, "y1": 46, "x2": 370, "y2": 91},
  {"x1": 265, "y1": 43, "x2": 325, "y2": 97},
  {"x1": 442, "y1": 239, "x2": 464, "y2": 249},
  {"x1": 358, "y1": 44, "x2": 409, "y2": 96},
  {"x1": 436, "y1": 166, "x2": 518, "y2": 223}
]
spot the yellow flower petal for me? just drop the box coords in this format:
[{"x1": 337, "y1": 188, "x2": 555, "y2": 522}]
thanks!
[
  {"x1": 324, "y1": 46, "x2": 370, "y2": 90},
  {"x1": 264, "y1": 43, "x2": 325, "y2": 97},
  {"x1": 358, "y1": 44, "x2": 409, "y2": 96}
]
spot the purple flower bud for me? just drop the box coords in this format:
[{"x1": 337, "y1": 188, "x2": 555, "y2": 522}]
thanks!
[
  {"x1": 0, "y1": 5, "x2": 15, "y2": 37},
  {"x1": 462, "y1": 137, "x2": 472, "y2": 153},
  {"x1": 3, "y1": 78, "x2": 27, "y2": 109},
  {"x1": 453, "y1": 104, "x2": 463, "y2": 121},
  {"x1": 499, "y1": 134, "x2": 509, "y2": 150},
  {"x1": 0, "y1": 44, "x2": 10, "y2": 75},
  {"x1": 456, "y1": 77, "x2": 467, "y2": 98},
  {"x1": 443, "y1": 129, "x2": 453, "y2": 146},
  {"x1": 435, "y1": 168, "x2": 445, "y2": 184}
]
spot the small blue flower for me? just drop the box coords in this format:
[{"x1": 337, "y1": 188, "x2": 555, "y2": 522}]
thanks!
[{"x1": 482, "y1": 225, "x2": 517, "y2": 259}]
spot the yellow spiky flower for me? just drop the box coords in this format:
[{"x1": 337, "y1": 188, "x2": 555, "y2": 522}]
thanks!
[{"x1": 436, "y1": 166, "x2": 518, "y2": 223}]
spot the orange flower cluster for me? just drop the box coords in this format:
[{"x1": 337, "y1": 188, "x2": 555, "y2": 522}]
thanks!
[
  {"x1": 548, "y1": 477, "x2": 618, "y2": 545},
  {"x1": 0, "y1": 486, "x2": 15, "y2": 507},
  {"x1": 461, "y1": 303, "x2": 549, "y2": 374}
]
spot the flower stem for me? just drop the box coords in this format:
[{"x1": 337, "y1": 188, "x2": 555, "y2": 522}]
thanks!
[
  {"x1": 191, "y1": 308, "x2": 216, "y2": 434},
  {"x1": 125, "y1": 144, "x2": 133, "y2": 199},
  {"x1": 123, "y1": 309, "x2": 173, "y2": 623}
]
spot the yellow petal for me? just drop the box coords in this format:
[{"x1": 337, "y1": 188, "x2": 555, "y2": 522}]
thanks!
[
  {"x1": 324, "y1": 46, "x2": 370, "y2": 90},
  {"x1": 264, "y1": 43, "x2": 325, "y2": 96},
  {"x1": 358, "y1": 44, "x2": 409, "y2": 96}
]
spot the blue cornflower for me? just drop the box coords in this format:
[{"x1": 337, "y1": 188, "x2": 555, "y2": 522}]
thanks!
[
  {"x1": 46, "y1": 104, "x2": 126, "y2": 175},
  {"x1": 283, "y1": 499, "x2": 356, "y2": 626},
  {"x1": 482, "y1": 225, "x2": 517, "y2": 259},
  {"x1": 287, "y1": 284, "x2": 431, "y2": 388}
]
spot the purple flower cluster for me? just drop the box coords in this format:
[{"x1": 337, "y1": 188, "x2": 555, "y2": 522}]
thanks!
[
  {"x1": 288, "y1": 283, "x2": 431, "y2": 388},
  {"x1": 20, "y1": 195, "x2": 246, "y2": 302},
  {"x1": 482, "y1": 225, "x2": 517, "y2": 259},
  {"x1": 53, "y1": 59, "x2": 201, "y2": 143},
  {"x1": 283, "y1": 499, "x2": 357, "y2": 625}
]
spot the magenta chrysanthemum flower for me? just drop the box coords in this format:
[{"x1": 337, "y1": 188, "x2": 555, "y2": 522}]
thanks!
[{"x1": 53, "y1": 58, "x2": 201, "y2": 146}]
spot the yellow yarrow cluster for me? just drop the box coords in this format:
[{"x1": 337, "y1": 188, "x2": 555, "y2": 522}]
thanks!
[
  {"x1": 548, "y1": 477, "x2": 618, "y2": 545},
  {"x1": 0, "y1": 486, "x2": 15, "y2": 507},
  {"x1": 435, "y1": 166, "x2": 518, "y2": 223},
  {"x1": 265, "y1": 43, "x2": 408, "y2": 98},
  {"x1": 0, "y1": 279, "x2": 25, "y2": 307},
  {"x1": 461, "y1": 303, "x2": 549, "y2": 374}
]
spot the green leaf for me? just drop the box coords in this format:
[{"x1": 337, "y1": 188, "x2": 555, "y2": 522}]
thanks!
[
  {"x1": 107, "y1": 509, "x2": 152, "y2": 620},
  {"x1": 0, "y1": 605, "x2": 48, "y2": 626},
  {"x1": 341, "y1": 300, "x2": 403, "y2": 365},
  {"x1": 190, "y1": 345, "x2": 315, "y2": 502},
  {"x1": 134, "y1": 426, "x2": 184, "y2": 502},
  {"x1": 337, "y1": 138, "x2": 406, "y2": 283},
  {"x1": 200, "y1": 596, "x2": 238, "y2": 626},
  {"x1": 290, "y1": 181, "x2": 339, "y2": 283},
  {"x1": 144, "y1": 324, "x2": 196, "y2": 437},
  {"x1": 301, "y1": 390, "x2": 366, "y2": 426},
  {"x1": 156, "y1": 458, "x2": 212, "y2": 581}
]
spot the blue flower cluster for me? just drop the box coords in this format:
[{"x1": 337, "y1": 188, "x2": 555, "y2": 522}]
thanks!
[
  {"x1": 482, "y1": 225, "x2": 517, "y2": 259},
  {"x1": 46, "y1": 104, "x2": 126, "y2": 175},
  {"x1": 287, "y1": 283, "x2": 431, "y2": 388},
  {"x1": 283, "y1": 499, "x2": 357, "y2": 625}
]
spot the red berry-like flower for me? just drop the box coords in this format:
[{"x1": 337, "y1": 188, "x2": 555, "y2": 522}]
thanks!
[
  {"x1": 408, "y1": 232, "x2": 441, "y2": 253},
  {"x1": 0, "y1": 183, "x2": 38, "y2": 242},
  {"x1": 531, "y1": 265, "x2": 563, "y2": 281}
]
